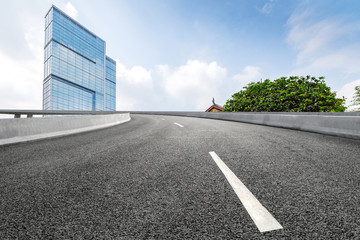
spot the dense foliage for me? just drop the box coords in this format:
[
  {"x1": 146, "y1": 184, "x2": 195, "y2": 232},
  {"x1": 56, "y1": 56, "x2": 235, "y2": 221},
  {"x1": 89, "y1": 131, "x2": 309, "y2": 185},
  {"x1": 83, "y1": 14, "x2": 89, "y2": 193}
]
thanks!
[
  {"x1": 224, "y1": 76, "x2": 346, "y2": 112},
  {"x1": 351, "y1": 86, "x2": 360, "y2": 111}
]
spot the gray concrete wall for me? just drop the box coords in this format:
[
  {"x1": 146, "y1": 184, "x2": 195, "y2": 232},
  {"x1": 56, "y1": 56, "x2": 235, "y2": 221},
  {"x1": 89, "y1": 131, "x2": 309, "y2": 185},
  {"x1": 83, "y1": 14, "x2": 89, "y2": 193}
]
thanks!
[
  {"x1": 128, "y1": 111, "x2": 360, "y2": 140},
  {"x1": 0, "y1": 113, "x2": 130, "y2": 145},
  {"x1": 1, "y1": 111, "x2": 358, "y2": 145}
]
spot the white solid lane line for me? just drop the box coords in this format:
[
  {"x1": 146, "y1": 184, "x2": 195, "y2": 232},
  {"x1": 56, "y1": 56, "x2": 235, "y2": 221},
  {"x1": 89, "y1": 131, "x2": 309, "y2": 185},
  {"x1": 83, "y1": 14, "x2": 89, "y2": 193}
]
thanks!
[
  {"x1": 174, "y1": 122, "x2": 184, "y2": 128},
  {"x1": 209, "y1": 151, "x2": 283, "y2": 233},
  {"x1": 161, "y1": 118, "x2": 165, "y2": 120}
]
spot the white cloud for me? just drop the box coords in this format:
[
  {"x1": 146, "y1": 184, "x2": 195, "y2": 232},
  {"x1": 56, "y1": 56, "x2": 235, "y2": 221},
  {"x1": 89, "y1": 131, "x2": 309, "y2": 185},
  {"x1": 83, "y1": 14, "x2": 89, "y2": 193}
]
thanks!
[
  {"x1": 288, "y1": 46, "x2": 360, "y2": 77},
  {"x1": 0, "y1": 50, "x2": 42, "y2": 110},
  {"x1": 260, "y1": 0, "x2": 275, "y2": 15},
  {"x1": 116, "y1": 94, "x2": 135, "y2": 111},
  {"x1": 232, "y1": 66, "x2": 261, "y2": 87},
  {"x1": 337, "y1": 80, "x2": 360, "y2": 111},
  {"x1": 159, "y1": 60, "x2": 227, "y2": 110},
  {"x1": 115, "y1": 60, "x2": 154, "y2": 110},
  {"x1": 65, "y1": 2, "x2": 78, "y2": 20},
  {"x1": 0, "y1": 22, "x2": 43, "y2": 110},
  {"x1": 287, "y1": 19, "x2": 345, "y2": 65},
  {"x1": 286, "y1": 8, "x2": 360, "y2": 69},
  {"x1": 116, "y1": 60, "x2": 152, "y2": 87}
]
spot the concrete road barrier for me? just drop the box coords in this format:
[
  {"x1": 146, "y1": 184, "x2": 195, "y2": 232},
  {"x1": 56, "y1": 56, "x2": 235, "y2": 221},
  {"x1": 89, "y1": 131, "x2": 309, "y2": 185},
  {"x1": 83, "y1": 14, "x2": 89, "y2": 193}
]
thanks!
[
  {"x1": 0, "y1": 113, "x2": 130, "y2": 146},
  {"x1": 128, "y1": 111, "x2": 360, "y2": 140},
  {"x1": 1, "y1": 111, "x2": 358, "y2": 145}
]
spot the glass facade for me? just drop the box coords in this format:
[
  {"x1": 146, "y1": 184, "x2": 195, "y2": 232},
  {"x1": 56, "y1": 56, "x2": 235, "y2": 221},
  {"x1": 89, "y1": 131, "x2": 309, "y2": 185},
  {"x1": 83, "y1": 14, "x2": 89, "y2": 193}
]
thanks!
[
  {"x1": 105, "y1": 56, "x2": 116, "y2": 111},
  {"x1": 43, "y1": 5, "x2": 116, "y2": 111}
]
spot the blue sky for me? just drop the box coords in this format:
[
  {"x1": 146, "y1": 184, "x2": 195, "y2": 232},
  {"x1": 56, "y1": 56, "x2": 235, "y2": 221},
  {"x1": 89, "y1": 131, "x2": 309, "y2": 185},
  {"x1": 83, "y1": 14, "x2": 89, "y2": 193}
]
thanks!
[{"x1": 1, "y1": 0, "x2": 360, "y2": 111}]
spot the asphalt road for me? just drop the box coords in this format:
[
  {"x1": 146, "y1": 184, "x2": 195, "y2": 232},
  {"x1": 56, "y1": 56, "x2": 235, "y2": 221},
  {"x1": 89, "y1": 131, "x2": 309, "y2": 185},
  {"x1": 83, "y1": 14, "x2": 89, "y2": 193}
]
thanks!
[{"x1": 1, "y1": 114, "x2": 359, "y2": 239}]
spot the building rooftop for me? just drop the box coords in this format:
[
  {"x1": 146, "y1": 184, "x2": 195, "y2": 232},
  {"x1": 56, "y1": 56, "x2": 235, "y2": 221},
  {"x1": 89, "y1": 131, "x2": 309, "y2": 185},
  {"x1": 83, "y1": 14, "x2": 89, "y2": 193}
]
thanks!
[{"x1": 45, "y1": 4, "x2": 105, "y2": 42}]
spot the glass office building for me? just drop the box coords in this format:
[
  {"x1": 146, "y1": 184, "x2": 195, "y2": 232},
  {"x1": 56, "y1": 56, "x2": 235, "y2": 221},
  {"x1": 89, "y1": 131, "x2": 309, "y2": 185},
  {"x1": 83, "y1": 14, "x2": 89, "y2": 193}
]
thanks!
[{"x1": 43, "y1": 5, "x2": 116, "y2": 111}]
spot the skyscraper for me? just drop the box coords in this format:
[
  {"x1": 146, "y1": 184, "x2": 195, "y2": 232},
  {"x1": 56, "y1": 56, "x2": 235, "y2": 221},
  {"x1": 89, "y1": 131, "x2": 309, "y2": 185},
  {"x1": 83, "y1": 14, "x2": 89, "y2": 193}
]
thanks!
[{"x1": 43, "y1": 5, "x2": 116, "y2": 111}]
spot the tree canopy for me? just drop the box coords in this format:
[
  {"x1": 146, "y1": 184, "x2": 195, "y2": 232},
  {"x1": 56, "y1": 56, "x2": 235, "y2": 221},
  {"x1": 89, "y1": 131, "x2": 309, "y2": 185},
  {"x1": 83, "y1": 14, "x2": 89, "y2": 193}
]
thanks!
[
  {"x1": 224, "y1": 76, "x2": 346, "y2": 112},
  {"x1": 351, "y1": 86, "x2": 360, "y2": 111}
]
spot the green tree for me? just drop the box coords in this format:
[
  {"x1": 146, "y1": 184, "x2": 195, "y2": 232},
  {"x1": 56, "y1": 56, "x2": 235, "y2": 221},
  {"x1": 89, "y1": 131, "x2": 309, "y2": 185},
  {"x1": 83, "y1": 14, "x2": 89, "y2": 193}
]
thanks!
[
  {"x1": 224, "y1": 76, "x2": 346, "y2": 112},
  {"x1": 351, "y1": 86, "x2": 360, "y2": 111}
]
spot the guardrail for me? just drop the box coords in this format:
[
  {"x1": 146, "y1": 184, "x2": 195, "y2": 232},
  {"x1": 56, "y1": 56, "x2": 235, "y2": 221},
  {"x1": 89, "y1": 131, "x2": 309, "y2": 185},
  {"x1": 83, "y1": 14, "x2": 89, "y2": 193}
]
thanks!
[
  {"x1": 127, "y1": 111, "x2": 360, "y2": 140},
  {"x1": 0, "y1": 109, "x2": 120, "y2": 118},
  {"x1": 1, "y1": 110, "x2": 359, "y2": 140},
  {"x1": 0, "y1": 110, "x2": 130, "y2": 146}
]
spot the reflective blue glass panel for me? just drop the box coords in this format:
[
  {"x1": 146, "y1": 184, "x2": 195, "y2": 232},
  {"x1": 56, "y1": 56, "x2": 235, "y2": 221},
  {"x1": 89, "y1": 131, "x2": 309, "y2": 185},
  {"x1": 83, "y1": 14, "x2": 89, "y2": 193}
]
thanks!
[{"x1": 43, "y1": 5, "x2": 115, "y2": 111}]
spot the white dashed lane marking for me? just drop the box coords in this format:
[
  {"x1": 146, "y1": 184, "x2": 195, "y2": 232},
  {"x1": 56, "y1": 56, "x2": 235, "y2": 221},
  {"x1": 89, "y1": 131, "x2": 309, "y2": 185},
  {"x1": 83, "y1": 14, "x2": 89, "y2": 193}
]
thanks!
[
  {"x1": 174, "y1": 122, "x2": 184, "y2": 128},
  {"x1": 209, "y1": 151, "x2": 283, "y2": 233}
]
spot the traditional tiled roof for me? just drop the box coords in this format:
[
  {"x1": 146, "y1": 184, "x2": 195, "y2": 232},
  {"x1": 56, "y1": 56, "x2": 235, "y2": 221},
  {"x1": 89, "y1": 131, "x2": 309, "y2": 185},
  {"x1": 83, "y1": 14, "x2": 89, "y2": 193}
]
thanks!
[
  {"x1": 205, "y1": 98, "x2": 224, "y2": 112},
  {"x1": 205, "y1": 105, "x2": 224, "y2": 112}
]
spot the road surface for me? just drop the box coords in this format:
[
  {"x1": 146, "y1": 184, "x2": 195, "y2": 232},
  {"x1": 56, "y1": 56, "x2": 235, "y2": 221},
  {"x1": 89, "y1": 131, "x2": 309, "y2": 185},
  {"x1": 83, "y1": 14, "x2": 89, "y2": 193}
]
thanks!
[{"x1": 1, "y1": 114, "x2": 359, "y2": 239}]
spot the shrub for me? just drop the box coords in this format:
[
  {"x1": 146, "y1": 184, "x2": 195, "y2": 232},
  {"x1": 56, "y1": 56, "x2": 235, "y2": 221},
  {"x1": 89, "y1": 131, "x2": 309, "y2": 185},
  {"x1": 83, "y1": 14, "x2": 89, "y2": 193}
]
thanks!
[{"x1": 224, "y1": 76, "x2": 346, "y2": 112}]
